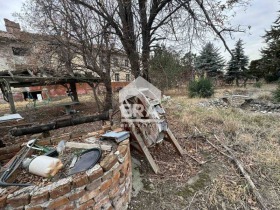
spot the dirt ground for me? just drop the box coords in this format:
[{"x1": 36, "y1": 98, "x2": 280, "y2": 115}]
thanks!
[
  {"x1": 129, "y1": 84, "x2": 280, "y2": 210},
  {"x1": 1, "y1": 84, "x2": 280, "y2": 210},
  {"x1": 0, "y1": 95, "x2": 104, "y2": 144}
]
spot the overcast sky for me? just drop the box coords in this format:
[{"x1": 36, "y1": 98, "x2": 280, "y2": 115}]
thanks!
[{"x1": 0, "y1": 0, "x2": 279, "y2": 61}]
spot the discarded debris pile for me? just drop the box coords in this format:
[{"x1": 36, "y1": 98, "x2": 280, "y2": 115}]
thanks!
[
  {"x1": 0, "y1": 127, "x2": 132, "y2": 210},
  {"x1": 241, "y1": 99, "x2": 280, "y2": 113},
  {"x1": 198, "y1": 96, "x2": 280, "y2": 113},
  {"x1": 198, "y1": 98, "x2": 230, "y2": 108}
]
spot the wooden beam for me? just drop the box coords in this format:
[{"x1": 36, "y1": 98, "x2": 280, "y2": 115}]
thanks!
[
  {"x1": 0, "y1": 76, "x2": 100, "y2": 88},
  {"x1": 165, "y1": 128, "x2": 184, "y2": 156},
  {"x1": 10, "y1": 112, "x2": 109, "y2": 136},
  {"x1": 131, "y1": 125, "x2": 159, "y2": 174},
  {"x1": 0, "y1": 79, "x2": 16, "y2": 113}
]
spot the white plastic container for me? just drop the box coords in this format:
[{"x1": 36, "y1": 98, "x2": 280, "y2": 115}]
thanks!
[{"x1": 28, "y1": 156, "x2": 63, "y2": 177}]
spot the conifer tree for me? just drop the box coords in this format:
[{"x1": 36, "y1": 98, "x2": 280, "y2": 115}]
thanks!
[
  {"x1": 227, "y1": 39, "x2": 249, "y2": 86},
  {"x1": 195, "y1": 42, "x2": 225, "y2": 77},
  {"x1": 261, "y1": 11, "x2": 280, "y2": 82}
]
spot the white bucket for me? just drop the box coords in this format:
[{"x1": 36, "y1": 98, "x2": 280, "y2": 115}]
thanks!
[{"x1": 28, "y1": 156, "x2": 63, "y2": 177}]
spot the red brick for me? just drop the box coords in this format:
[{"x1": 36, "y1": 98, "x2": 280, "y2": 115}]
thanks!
[
  {"x1": 47, "y1": 197, "x2": 69, "y2": 209},
  {"x1": 109, "y1": 186, "x2": 120, "y2": 199},
  {"x1": 77, "y1": 199, "x2": 95, "y2": 210},
  {"x1": 72, "y1": 174, "x2": 89, "y2": 188},
  {"x1": 0, "y1": 195, "x2": 7, "y2": 208},
  {"x1": 85, "y1": 178, "x2": 101, "y2": 191},
  {"x1": 117, "y1": 145, "x2": 127, "y2": 156},
  {"x1": 119, "y1": 171, "x2": 126, "y2": 184},
  {"x1": 68, "y1": 187, "x2": 85, "y2": 201},
  {"x1": 94, "y1": 196, "x2": 110, "y2": 210},
  {"x1": 100, "y1": 179, "x2": 112, "y2": 192},
  {"x1": 7, "y1": 193, "x2": 30, "y2": 208},
  {"x1": 49, "y1": 183, "x2": 71, "y2": 199},
  {"x1": 30, "y1": 191, "x2": 49, "y2": 205},
  {"x1": 111, "y1": 171, "x2": 120, "y2": 186},
  {"x1": 7, "y1": 206, "x2": 25, "y2": 210},
  {"x1": 121, "y1": 162, "x2": 129, "y2": 175},
  {"x1": 25, "y1": 205, "x2": 44, "y2": 210},
  {"x1": 86, "y1": 165, "x2": 103, "y2": 182},
  {"x1": 119, "y1": 139, "x2": 129, "y2": 146},
  {"x1": 55, "y1": 202, "x2": 75, "y2": 210},
  {"x1": 102, "y1": 170, "x2": 113, "y2": 182},
  {"x1": 100, "y1": 154, "x2": 118, "y2": 171},
  {"x1": 79, "y1": 188, "x2": 99, "y2": 204},
  {"x1": 119, "y1": 182, "x2": 126, "y2": 196},
  {"x1": 94, "y1": 189, "x2": 109, "y2": 203}
]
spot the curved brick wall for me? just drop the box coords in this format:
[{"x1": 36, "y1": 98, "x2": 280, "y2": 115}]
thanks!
[{"x1": 0, "y1": 140, "x2": 132, "y2": 210}]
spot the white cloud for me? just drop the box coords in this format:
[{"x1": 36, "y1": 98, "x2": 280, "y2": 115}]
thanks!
[{"x1": 217, "y1": 0, "x2": 279, "y2": 61}]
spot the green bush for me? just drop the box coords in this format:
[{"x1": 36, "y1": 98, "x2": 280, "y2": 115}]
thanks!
[
  {"x1": 253, "y1": 81, "x2": 262, "y2": 88},
  {"x1": 188, "y1": 77, "x2": 214, "y2": 98},
  {"x1": 265, "y1": 73, "x2": 279, "y2": 83},
  {"x1": 273, "y1": 82, "x2": 280, "y2": 102}
]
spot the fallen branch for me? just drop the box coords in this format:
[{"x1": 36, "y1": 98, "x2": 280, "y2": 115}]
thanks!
[
  {"x1": 214, "y1": 134, "x2": 269, "y2": 210},
  {"x1": 183, "y1": 151, "x2": 205, "y2": 165}
]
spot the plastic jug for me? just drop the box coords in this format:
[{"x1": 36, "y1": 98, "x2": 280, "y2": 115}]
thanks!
[{"x1": 28, "y1": 156, "x2": 63, "y2": 177}]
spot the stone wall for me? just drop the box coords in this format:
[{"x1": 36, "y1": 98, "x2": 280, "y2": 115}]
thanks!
[{"x1": 0, "y1": 132, "x2": 132, "y2": 210}]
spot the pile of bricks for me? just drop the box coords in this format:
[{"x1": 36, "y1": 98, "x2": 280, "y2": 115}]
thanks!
[{"x1": 0, "y1": 131, "x2": 132, "y2": 210}]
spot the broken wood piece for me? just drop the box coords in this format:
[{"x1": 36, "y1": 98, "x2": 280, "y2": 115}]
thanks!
[
  {"x1": 213, "y1": 135, "x2": 269, "y2": 210},
  {"x1": 66, "y1": 142, "x2": 112, "y2": 151},
  {"x1": 165, "y1": 128, "x2": 184, "y2": 156},
  {"x1": 131, "y1": 125, "x2": 159, "y2": 174},
  {"x1": 183, "y1": 152, "x2": 205, "y2": 165}
]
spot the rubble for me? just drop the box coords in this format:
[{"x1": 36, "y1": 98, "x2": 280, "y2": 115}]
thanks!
[{"x1": 198, "y1": 96, "x2": 280, "y2": 114}]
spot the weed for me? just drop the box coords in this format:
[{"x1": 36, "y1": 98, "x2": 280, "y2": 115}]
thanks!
[
  {"x1": 272, "y1": 82, "x2": 280, "y2": 102},
  {"x1": 253, "y1": 81, "x2": 262, "y2": 88},
  {"x1": 188, "y1": 77, "x2": 214, "y2": 98}
]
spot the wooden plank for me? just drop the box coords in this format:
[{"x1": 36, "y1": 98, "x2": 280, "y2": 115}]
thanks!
[
  {"x1": 166, "y1": 128, "x2": 184, "y2": 156},
  {"x1": 131, "y1": 126, "x2": 159, "y2": 174},
  {"x1": 65, "y1": 141, "x2": 112, "y2": 151}
]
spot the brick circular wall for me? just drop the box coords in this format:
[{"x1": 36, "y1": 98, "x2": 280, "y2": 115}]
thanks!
[{"x1": 0, "y1": 140, "x2": 132, "y2": 210}]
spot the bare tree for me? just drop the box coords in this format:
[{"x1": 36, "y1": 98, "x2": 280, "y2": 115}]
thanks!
[
  {"x1": 17, "y1": 0, "x2": 120, "y2": 110},
  {"x1": 70, "y1": 0, "x2": 249, "y2": 80}
]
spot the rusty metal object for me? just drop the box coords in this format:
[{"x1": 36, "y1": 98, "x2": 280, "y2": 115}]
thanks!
[{"x1": 0, "y1": 139, "x2": 37, "y2": 187}]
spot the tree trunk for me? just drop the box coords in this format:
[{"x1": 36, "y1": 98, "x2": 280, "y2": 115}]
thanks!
[
  {"x1": 235, "y1": 76, "x2": 239, "y2": 87},
  {"x1": 103, "y1": 77, "x2": 113, "y2": 111},
  {"x1": 142, "y1": 49, "x2": 150, "y2": 81},
  {"x1": 88, "y1": 82, "x2": 101, "y2": 113},
  {"x1": 69, "y1": 82, "x2": 79, "y2": 102}
]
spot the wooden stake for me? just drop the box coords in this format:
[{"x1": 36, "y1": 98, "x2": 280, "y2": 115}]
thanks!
[
  {"x1": 165, "y1": 128, "x2": 184, "y2": 156},
  {"x1": 131, "y1": 125, "x2": 159, "y2": 174}
]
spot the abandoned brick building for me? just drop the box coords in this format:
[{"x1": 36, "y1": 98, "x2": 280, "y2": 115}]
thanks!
[{"x1": 0, "y1": 18, "x2": 132, "y2": 103}]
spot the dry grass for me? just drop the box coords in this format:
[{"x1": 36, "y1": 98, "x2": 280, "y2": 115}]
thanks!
[{"x1": 163, "y1": 84, "x2": 280, "y2": 208}]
